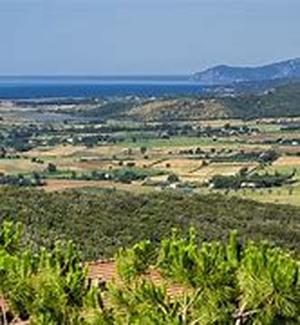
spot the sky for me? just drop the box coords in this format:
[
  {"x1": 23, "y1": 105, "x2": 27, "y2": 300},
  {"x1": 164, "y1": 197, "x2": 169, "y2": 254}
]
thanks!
[{"x1": 0, "y1": 0, "x2": 299, "y2": 75}]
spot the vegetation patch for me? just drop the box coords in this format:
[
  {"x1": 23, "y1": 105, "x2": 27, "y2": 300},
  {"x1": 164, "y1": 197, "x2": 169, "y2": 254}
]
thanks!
[
  {"x1": 210, "y1": 169, "x2": 296, "y2": 189},
  {"x1": 1, "y1": 187, "x2": 300, "y2": 259},
  {"x1": 0, "y1": 222, "x2": 299, "y2": 324}
]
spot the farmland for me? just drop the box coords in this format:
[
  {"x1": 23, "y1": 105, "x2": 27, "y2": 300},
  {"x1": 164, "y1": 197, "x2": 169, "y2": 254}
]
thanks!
[
  {"x1": 1, "y1": 94, "x2": 300, "y2": 206},
  {"x1": 1, "y1": 85, "x2": 300, "y2": 324},
  {"x1": 2, "y1": 1, "x2": 300, "y2": 321},
  {"x1": 2, "y1": 91, "x2": 300, "y2": 302}
]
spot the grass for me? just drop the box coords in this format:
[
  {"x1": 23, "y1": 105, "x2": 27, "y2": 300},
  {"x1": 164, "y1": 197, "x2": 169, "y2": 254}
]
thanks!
[
  {"x1": 153, "y1": 158, "x2": 203, "y2": 174},
  {"x1": 121, "y1": 136, "x2": 236, "y2": 148},
  {"x1": 199, "y1": 157, "x2": 300, "y2": 206},
  {"x1": 1, "y1": 128, "x2": 299, "y2": 207},
  {"x1": 42, "y1": 179, "x2": 152, "y2": 194},
  {"x1": 229, "y1": 184, "x2": 300, "y2": 206},
  {"x1": 26, "y1": 145, "x2": 87, "y2": 158},
  {"x1": 273, "y1": 156, "x2": 300, "y2": 167},
  {"x1": 0, "y1": 158, "x2": 45, "y2": 174}
]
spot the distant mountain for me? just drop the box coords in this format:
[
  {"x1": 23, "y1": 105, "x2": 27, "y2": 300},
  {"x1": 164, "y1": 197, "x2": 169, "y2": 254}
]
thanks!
[{"x1": 193, "y1": 58, "x2": 300, "y2": 85}]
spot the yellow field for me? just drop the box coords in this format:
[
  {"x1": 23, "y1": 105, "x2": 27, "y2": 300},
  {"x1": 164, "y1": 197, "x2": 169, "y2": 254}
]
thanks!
[
  {"x1": 42, "y1": 179, "x2": 151, "y2": 194},
  {"x1": 57, "y1": 159, "x2": 120, "y2": 171},
  {"x1": 2, "y1": 130, "x2": 299, "y2": 207},
  {"x1": 26, "y1": 144, "x2": 129, "y2": 159},
  {"x1": 123, "y1": 158, "x2": 164, "y2": 169},
  {"x1": 153, "y1": 158, "x2": 203, "y2": 174},
  {"x1": 193, "y1": 162, "x2": 257, "y2": 180},
  {"x1": 273, "y1": 156, "x2": 300, "y2": 166},
  {"x1": 230, "y1": 185, "x2": 300, "y2": 206},
  {"x1": 0, "y1": 159, "x2": 45, "y2": 174},
  {"x1": 26, "y1": 145, "x2": 86, "y2": 158}
]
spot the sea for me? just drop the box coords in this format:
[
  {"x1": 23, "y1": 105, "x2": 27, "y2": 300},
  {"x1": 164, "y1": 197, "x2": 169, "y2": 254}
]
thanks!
[{"x1": 0, "y1": 76, "x2": 204, "y2": 99}]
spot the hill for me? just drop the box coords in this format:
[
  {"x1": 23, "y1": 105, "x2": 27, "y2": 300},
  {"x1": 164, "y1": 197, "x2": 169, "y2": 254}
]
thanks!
[
  {"x1": 193, "y1": 58, "x2": 300, "y2": 85},
  {"x1": 221, "y1": 81, "x2": 300, "y2": 119},
  {"x1": 1, "y1": 187, "x2": 300, "y2": 260},
  {"x1": 125, "y1": 98, "x2": 230, "y2": 121},
  {"x1": 125, "y1": 82, "x2": 300, "y2": 121}
]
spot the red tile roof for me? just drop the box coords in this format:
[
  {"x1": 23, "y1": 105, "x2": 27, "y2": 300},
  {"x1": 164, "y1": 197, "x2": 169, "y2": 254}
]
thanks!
[
  {"x1": 0, "y1": 260, "x2": 188, "y2": 323},
  {"x1": 87, "y1": 259, "x2": 188, "y2": 298}
]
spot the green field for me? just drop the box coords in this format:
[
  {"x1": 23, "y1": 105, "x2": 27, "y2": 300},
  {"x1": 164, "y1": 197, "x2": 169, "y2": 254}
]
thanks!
[{"x1": 1, "y1": 96, "x2": 300, "y2": 207}]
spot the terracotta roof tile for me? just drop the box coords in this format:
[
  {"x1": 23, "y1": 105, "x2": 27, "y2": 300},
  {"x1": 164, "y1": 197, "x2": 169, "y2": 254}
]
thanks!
[
  {"x1": 0, "y1": 260, "x2": 189, "y2": 322},
  {"x1": 87, "y1": 260, "x2": 188, "y2": 298}
]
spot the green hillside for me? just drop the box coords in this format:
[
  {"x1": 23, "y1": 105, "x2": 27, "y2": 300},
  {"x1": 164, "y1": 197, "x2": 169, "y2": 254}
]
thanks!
[
  {"x1": 125, "y1": 82, "x2": 300, "y2": 121},
  {"x1": 1, "y1": 187, "x2": 300, "y2": 260},
  {"x1": 222, "y1": 82, "x2": 300, "y2": 119}
]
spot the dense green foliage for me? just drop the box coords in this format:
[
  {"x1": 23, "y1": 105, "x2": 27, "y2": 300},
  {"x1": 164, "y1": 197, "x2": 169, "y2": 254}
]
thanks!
[
  {"x1": 0, "y1": 173, "x2": 45, "y2": 187},
  {"x1": 222, "y1": 82, "x2": 300, "y2": 119},
  {"x1": 1, "y1": 187, "x2": 300, "y2": 259},
  {"x1": 78, "y1": 101, "x2": 136, "y2": 120},
  {"x1": 123, "y1": 83, "x2": 300, "y2": 121},
  {"x1": 1, "y1": 222, "x2": 299, "y2": 324},
  {"x1": 155, "y1": 229, "x2": 300, "y2": 324},
  {"x1": 210, "y1": 170, "x2": 295, "y2": 189},
  {"x1": 61, "y1": 167, "x2": 165, "y2": 184},
  {"x1": 211, "y1": 150, "x2": 279, "y2": 164},
  {"x1": 0, "y1": 222, "x2": 106, "y2": 324}
]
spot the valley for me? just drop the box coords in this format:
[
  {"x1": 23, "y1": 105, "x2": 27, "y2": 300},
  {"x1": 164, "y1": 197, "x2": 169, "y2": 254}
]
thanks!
[
  {"x1": 1, "y1": 84, "x2": 300, "y2": 206},
  {"x1": 1, "y1": 77, "x2": 300, "y2": 324},
  {"x1": 1, "y1": 0, "x2": 300, "y2": 321}
]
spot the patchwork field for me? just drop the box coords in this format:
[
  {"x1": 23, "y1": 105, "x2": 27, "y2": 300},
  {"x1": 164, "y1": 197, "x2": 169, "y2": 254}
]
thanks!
[{"x1": 1, "y1": 100, "x2": 300, "y2": 207}]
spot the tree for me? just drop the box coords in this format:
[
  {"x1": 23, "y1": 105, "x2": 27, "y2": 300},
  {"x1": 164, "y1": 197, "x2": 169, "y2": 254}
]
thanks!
[
  {"x1": 0, "y1": 222, "x2": 106, "y2": 324},
  {"x1": 47, "y1": 163, "x2": 57, "y2": 173},
  {"x1": 140, "y1": 146, "x2": 147, "y2": 155},
  {"x1": 0, "y1": 223, "x2": 299, "y2": 324},
  {"x1": 167, "y1": 174, "x2": 179, "y2": 183}
]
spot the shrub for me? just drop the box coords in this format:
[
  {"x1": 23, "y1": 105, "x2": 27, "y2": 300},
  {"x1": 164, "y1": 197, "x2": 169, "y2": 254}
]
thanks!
[
  {"x1": 167, "y1": 174, "x2": 180, "y2": 183},
  {"x1": 0, "y1": 222, "x2": 299, "y2": 324},
  {"x1": 0, "y1": 222, "x2": 104, "y2": 323},
  {"x1": 47, "y1": 163, "x2": 57, "y2": 173}
]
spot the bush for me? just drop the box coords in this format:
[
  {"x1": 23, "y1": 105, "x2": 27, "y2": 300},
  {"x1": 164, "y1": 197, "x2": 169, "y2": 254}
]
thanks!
[
  {"x1": 0, "y1": 222, "x2": 104, "y2": 324},
  {"x1": 0, "y1": 187, "x2": 300, "y2": 260},
  {"x1": 47, "y1": 163, "x2": 57, "y2": 173},
  {"x1": 1, "y1": 223, "x2": 299, "y2": 324},
  {"x1": 167, "y1": 174, "x2": 180, "y2": 183}
]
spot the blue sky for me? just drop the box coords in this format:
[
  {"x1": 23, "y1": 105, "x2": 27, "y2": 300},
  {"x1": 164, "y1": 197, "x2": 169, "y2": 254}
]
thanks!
[{"x1": 0, "y1": 0, "x2": 299, "y2": 75}]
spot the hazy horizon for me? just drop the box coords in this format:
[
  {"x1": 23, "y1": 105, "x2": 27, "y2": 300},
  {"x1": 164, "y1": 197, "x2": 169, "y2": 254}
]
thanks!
[
  {"x1": 1, "y1": 0, "x2": 299, "y2": 75},
  {"x1": 0, "y1": 57, "x2": 299, "y2": 78}
]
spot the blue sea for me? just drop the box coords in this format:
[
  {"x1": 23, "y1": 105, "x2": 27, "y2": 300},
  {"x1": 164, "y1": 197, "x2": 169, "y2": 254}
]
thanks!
[{"x1": 0, "y1": 76, "x2": 204, "y2": 99}]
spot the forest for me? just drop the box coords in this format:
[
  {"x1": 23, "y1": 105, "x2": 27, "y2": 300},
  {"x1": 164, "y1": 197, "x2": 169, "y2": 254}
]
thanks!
[{"x1": 0, "y1": 187, "x2": 300, "y2": 260}]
